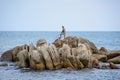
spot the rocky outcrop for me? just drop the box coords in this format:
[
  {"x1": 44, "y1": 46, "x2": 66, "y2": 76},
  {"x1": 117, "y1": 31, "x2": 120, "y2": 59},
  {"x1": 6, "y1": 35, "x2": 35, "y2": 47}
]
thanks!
[
  {"x1": 0, "y1": 36, "x2": 119, "y2": 71},
  {"x1": 53, "y1": 36, "x2": 98, "y2": 54}
]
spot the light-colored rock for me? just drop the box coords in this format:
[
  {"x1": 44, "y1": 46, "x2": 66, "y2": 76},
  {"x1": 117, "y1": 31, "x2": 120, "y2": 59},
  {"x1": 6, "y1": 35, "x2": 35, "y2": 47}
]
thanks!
[
  {"x1": 29, "y1": 43, "x2": 35, "y2": 52},
  {"x1": 71, "y1": 48, "x2": 77, "y2": 56},
  {"x1": 53, "y1": 38, "x2": 63, "y2": 48},
  {"x1": 37, "y1": 39, "x2": 46, "y2": 47},
  {"x1": 109, "y1": 62, "x2": 119, "y2": 69},
  {"x1": 78, "y1": 37, "x2": 98, "y2": 54},
  {"x1": 108, "y1": 56, "x2": 120, "y2": 64},
  {"x1": 12, "y1": 46, "x2": 22, "y2": 61},
  {"x1": 47, "y1": 44, "x2": 61, "y2": 69},
  {"x1": 107, "y1": 50, "x2": 120, "y2": 59},
  {"x1": 22, "y1": 44, "x2": 29, "y2": 51},
  {"x1": 0, "y1": 46, "x2": 22, "y2": 61},
  {"x1": 63, "y1": 36, "x2": 78, "y2": 48},
  {"x1": 99, "y1": 47, "x2": 107, "y2": 55},
  {"x1": 0, "y1": 50, "x2": 13, "y2": 61},
  {"x1": 38, "y1": 46, "x2": 54, "y2": 70},
  {"x1": 91, "y1": 56, "x2": 99, "y2": 67},
  {"x1": 17, "y1": 50, "x2": 29, "y2": 68},
  {"x1": 92, "y1": 54, "x2": 107, "y2": 62},
  {"x1": 77, "y1": 43, "x2": 92, "y2": 68},
  {"x1": 29, "y1": 50, "x2": 45, "y2": 70}
]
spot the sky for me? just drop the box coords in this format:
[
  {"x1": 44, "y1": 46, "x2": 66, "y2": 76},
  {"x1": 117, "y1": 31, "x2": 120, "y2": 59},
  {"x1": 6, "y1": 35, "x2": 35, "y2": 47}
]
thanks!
[{"x1": 0, "y1": 0, "x2": 120, "y2": 31}]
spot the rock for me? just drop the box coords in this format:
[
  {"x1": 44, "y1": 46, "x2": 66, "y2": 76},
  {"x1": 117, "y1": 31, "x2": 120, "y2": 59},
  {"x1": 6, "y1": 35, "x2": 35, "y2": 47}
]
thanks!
[
  {"x1": 91, "y1": 56, "x2": 99, "y2": 68},
  {"x1": 0, "y1": 50, "x2": 13, "y2": 61},
  {"x1": 107, "y1": 50, "x2": 120, "y2": 59},
  {"x1": 0, "y1": 63, "x2": 8, "y2": 66},
  {"x1": 29, "y1": 50, "x2": 45, "y2": 70},
  {"x1": 47, "y1": 44, "x2": 61, "y2": 69},
  {"x1": 108, "y1": 56, "x2": 120, "y2": 64},
  {"x1": 63, "y1": 36, "x2": 78, "y2": 48},
  {"x1": 109, "y1": 62, "x2": 119, "y2": 69},
  {"x1": 38, "y1": 46, "x2": 54, "y2": 70},
  {"x1": 37, "y1": 39, "x2": 46, "y2": 47},
  {"x1": 92, "y1": 54, "x2": 107, "y2": 62},
  {"x1": 71, "y1": 48, "x2": 77, "y2": 56},
  {"x1": 17, "y1": 50, "x2": 29, "y2": 68},
  {"x1": 53, "y1": 38, "x2": 63, "y2": 48},
  {"x1": 22, "y1": 44, "x2": 29, "y2": 51},
  {"x1": 75, "y1": 56, "x2": 84, "y2": 69},
  {"x1": 12, "y1": 46, "x2": 22, "y2": 61},
  {"x1": 78, "y1": 37, "x2": 98, "y2": 54},
  {"x1": 29, "y1": 43, "x2": 35, "y2": 52},
  {"x1": 53, "y1": 36, "x2": 98, "y2": 54},
  {"x1": 59, "y1": 44, "x2": 71, "y2": 62},
  {"x1": 0, "y1": 46, "x2": 22, "y2": 61},
  {"x1": 77, "y1": 43, "x2": 92, "y2": 68},
  {"x1": 99, "y1": 47, "x2": 107, "y2": 55}
]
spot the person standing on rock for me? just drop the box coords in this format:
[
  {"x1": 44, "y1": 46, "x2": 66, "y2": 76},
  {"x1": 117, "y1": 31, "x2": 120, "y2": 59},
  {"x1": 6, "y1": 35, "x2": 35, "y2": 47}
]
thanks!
[{"x1": 60, "y1": 25, "x2": 66, "y2": 39}]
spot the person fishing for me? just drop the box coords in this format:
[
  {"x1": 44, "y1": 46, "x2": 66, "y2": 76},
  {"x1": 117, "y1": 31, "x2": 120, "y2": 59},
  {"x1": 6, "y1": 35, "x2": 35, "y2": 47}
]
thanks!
[{"x1": 60, "y1": 25, "x2": 66, "y2": 39}]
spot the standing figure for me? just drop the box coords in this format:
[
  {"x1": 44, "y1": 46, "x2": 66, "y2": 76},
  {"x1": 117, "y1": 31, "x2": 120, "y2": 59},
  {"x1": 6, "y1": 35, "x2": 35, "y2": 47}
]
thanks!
[{"x1": 60, "y1": 26, "x2": 66, "y2": 39}]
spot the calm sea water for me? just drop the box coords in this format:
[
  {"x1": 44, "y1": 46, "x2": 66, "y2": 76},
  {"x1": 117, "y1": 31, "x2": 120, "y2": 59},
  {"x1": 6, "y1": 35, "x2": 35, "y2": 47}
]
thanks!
[{"x1": 0, "y1": 31, "x2": 120, "y2": 80}]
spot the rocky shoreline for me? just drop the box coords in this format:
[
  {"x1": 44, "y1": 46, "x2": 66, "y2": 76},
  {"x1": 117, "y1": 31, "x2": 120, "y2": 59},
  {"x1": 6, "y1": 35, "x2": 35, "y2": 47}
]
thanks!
[{"x1": 0, "y1": 36, "x2": 120, "y2": 70}]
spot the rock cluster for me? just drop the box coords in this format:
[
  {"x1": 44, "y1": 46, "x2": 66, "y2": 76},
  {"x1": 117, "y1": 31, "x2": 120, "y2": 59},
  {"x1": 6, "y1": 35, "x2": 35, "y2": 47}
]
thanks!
[{"x1": 0, "y1": 36, "x2": 119, "y2": 70}]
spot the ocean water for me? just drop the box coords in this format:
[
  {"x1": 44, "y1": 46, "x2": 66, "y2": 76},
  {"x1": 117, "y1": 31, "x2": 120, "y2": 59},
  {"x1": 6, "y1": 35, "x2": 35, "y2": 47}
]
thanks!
[{"x1": 0, "y1": 31, "x2": 120, "y2": 80}]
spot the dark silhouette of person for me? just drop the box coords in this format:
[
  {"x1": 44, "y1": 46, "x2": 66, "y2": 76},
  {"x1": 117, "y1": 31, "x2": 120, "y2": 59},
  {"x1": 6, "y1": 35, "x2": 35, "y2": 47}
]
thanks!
[{"x1": 60, "y1": 26, "x2": 66, "y2": 39}]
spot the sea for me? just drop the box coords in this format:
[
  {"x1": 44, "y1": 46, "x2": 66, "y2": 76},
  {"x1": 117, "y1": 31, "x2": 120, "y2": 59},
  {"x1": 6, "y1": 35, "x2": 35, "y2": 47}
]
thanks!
[{"x1": 0, "y1": 31, "x2": 120, "y2": 80}]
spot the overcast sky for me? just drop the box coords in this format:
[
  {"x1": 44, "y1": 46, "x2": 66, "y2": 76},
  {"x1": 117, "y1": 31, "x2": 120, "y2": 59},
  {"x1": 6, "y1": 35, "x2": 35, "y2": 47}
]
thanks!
[{"x1": 0, "y1": 0, "x2": 120, "y2": 31}]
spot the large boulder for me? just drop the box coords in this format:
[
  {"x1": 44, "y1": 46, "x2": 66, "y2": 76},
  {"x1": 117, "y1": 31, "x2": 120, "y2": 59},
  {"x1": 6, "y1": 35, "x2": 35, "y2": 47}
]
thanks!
[
  {"x1": 0, "y1": 50, "x2": 13, "y2": 61},
  {"x1": 29, "y1": 50, "x2": 45, "y2": 70},
  {"x1": 108, "y1": 56, "x2": 120, "y2": 64},
  {"x1": 38, "y1": 46, "x2": 54, "y2": 70},
  {"x1": 78, "y1": 37, "x2": 98, "y2": 54},
  {"x1": 17, "y1": 50, "x2": 29, "y2": 68},
  {"x1": 58, "y1": 44, "x2": 72, "y2": 68},
  {"x1": 77, "y1": 43, "x2": 92, "y2": 68},
  {"x1": 0, "y1": 46, "x2": 22, "y2": 61},
  {"x1": 53, "y1": 36, "x2": 98, "y2": 54},
  {"x1": 47, "y1": 44, "x2": 61, "y2": 69},
  {"x1": 107, "y1": 50, "x2": 120, "y2": 59}
]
